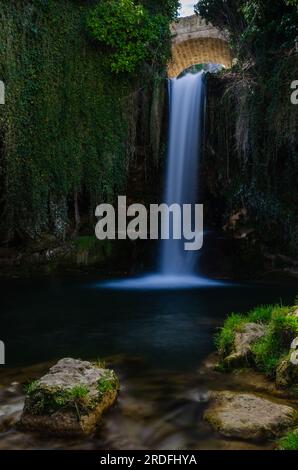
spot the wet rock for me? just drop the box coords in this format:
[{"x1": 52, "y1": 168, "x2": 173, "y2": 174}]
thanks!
[
  {"x1": 20, "y1": 358, "x2": 119, "y2": 436},
  {"x1": 224, "y1": 323, "x2": 266, "y2": 368},
  {"x1": 204, "y1": 391, "x2": 297, "y2": 441}
]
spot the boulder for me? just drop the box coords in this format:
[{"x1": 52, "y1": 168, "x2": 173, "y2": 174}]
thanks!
[
  {"x1": 224, "y1": 323, "x2": 266, "y2": 368},
  {"x1": 204, "y1": 391, "x2": 297, "y2": 441},
  {"x1": 20, "y1": 358, "x2": 119, "y2": 436},
  {"x1": 276, "y1": 355, "x2": 298, "y2": 389}
]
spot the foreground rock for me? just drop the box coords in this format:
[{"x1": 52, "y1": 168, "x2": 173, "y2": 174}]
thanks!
[
  {"x1": 224, "y1": 323, "x2": 266, "y2": 368},
  {"x1": 204, "y1": 391, "x2": 297, "y2": 441},
  {"x1": 20, "y1": 358, "x2": 119, "y2": 436}
]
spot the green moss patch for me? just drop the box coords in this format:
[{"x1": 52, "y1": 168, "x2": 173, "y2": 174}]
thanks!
[{"x1": 216, "y1": 304, "x2": 298, "y2": 379}]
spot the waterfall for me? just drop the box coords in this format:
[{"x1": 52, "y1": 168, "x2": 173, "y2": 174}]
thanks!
[
  {"x1": 101, "y1": 70, "x2": 220, "y2": 289},
  {"x1": 161, "y1": 72, "x2": 206, "y2": 275}
]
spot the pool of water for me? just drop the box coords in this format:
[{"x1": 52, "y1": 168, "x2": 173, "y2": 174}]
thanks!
[{"x1": 0, "y1": 275, "x2": 297, "y2": 449}]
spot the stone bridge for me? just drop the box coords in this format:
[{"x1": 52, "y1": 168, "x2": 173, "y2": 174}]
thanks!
[{"x1": 168, "y1": 15, "x2": 232, "y2": 78}]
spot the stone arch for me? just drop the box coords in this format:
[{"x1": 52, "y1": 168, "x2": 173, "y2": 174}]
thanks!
[{"x1": 168, "y1": 37, "x2": 232, "y2": 79}]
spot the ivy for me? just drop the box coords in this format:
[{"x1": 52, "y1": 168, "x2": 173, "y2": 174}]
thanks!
[{"x1": 0, "y1": 0, "x2": 173, "y2": 241}]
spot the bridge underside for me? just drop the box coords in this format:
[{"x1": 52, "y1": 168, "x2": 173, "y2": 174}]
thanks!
[{"x1": 168, "y1": 37, "x2": 232, "y2": 78}]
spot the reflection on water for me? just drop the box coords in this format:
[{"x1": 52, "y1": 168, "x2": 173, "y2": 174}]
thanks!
[{"x1": 0, "y1": 276, "x2": 297, "y2": 449}]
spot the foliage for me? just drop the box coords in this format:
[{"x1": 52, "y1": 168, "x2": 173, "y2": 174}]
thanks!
[
  {"x1": 87, "y1": 0, "x2": 173, "y2": 74},
  {"x1": 202, "y1": 1, "x2": 298, "y2": 258},
  {"x1": 141, "y1": 0, "x2": 180, "y2": 19},
  {"x1": 0, "y1": 0, "x2": 131, "y2": 241},
  {"x1": 278, "y1": 430, "x2": 298, "y2": 450},
  {"x1": 195, "y1": 0, "x2": 298, "y2": 59},
  {"x1": 0, "y1": 0, "x2": 170, "y2": 243}
]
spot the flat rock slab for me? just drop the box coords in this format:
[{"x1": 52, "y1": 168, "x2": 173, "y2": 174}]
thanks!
[
  {"x1": 204, "y1": 391, "x2": 298, "y2": 441},
  {"x1": 20, "y1": 358, "x2": 119, "y2": 436}
]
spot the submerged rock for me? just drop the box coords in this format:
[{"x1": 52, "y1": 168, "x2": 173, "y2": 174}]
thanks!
[
  {"x1": 204, "y1": 391, "x2": 297, "y2": 441},
  {"x1": 20, "y1": 358, "x2": 119, "y2": 436},
  {"x1": 224, "y1": 323, "x2": 266, "y2": 368}
]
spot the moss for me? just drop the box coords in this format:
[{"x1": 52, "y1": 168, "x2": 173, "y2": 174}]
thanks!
[
  {"x1": 26, "y1": 384, "x2": 93, "y2": 416},
  {"x1": 97, "y1": 374, "x2": 119, "y2": 396},
  {"x1": 278, "y1": 430, "x2": 298, "y2": 450}
]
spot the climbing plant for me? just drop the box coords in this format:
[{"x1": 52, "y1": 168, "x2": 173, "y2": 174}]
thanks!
[{"x1": 0, "y1": 0, "x2": 174, "y2": 242}]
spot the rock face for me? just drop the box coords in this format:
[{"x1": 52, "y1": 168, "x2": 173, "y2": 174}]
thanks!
[
  {"x1": 224, "y1": 323, "x2": 266, "y2": 368},
  {"x1": 20, "y1": 358, "x2": 119, "y2": 436},
  {"x1": 204, "y1": 391, "x2": 297, "y2": 441}
]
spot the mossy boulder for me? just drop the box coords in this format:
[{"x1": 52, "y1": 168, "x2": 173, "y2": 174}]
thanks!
[
  {"x1": 216, "y1": 305, "x2": 298, "y2": 385},
  {"x1": 224, "y1": 323, "x2": 267, "y2": 368},
  {"x1": 20, "y1": 358, "x2": 119, "y2": 436},
  {"x1": 204, "y1": 391, "x2": 298, "y2": 441}
]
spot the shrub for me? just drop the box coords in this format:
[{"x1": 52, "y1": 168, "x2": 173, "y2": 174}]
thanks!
[{"x1": 87, "y1": 0, "x2": 172, "y2": 74}]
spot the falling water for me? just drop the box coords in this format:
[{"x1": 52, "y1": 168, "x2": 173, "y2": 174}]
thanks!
[
  {"x1": 99, "y1": 70, "x2": 220, "y2": 289},
  {"x1": 161, "y1": 72, "x2": 206, "y2": 275}
]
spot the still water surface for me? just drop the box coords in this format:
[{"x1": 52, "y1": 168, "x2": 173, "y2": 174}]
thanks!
[{"x1": 0, "y1": 276, "x2": 297, "y2": 449}]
